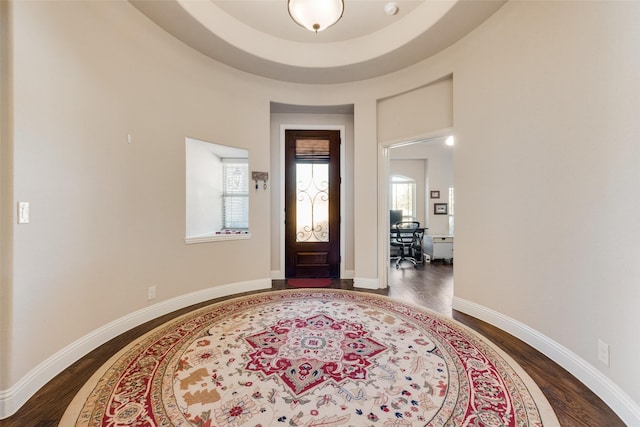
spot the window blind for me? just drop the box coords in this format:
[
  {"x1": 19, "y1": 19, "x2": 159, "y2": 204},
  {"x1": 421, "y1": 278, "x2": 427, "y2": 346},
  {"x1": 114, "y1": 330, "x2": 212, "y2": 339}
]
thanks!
[
  {"x1": 222, "y1": 160, "x2": 249, "y2": 229},
  {"x1": 295, "y1": 139, "x2": 330, "y2": 161}
]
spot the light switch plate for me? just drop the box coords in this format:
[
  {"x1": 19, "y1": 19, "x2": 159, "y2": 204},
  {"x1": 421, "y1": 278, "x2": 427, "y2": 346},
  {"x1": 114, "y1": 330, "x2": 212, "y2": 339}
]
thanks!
[{"x1": 18, "y1": 202, "x2": 29, "y2": 224}]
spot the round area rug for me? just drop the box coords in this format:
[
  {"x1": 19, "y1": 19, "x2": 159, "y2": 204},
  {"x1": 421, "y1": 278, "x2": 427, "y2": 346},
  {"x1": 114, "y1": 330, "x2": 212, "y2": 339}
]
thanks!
[{"x1": 61, "y1": 290, "x2": 559, "y2": 426}]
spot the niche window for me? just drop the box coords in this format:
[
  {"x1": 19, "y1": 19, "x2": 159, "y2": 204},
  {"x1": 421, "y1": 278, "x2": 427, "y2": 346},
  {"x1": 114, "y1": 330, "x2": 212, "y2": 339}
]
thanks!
[
  {"x1": 222, "y1": 160, "x2": 249, "y2": 229},
  {"x1": 185, "y1": 137, "x2": 250, "y2": 243},
  {"x1": 390, "y1": 175, "x2": 416, "y2": 220}
]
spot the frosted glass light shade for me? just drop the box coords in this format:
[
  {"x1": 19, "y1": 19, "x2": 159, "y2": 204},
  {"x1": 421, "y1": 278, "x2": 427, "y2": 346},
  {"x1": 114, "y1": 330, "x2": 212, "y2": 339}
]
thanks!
[{"x1": 288, "y1": 0, "x2": 344, "y2": 33}]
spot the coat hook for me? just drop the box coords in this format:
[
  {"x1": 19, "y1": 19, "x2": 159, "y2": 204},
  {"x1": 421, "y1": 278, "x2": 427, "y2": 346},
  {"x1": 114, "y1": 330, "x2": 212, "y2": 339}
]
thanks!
[{"x1": 251, "y1": 171, "x2": 269, "y2": 191}]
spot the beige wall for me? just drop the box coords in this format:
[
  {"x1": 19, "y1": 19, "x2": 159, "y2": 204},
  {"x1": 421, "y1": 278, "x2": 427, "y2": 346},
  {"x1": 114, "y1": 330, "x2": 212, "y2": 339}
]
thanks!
[
  {"x1": 377, "y1": 77, "x2": 453, "y2": 144},
  {"x1": 6, "y1": 0, "x2": 274, "y2": 394},
  {"x1": 451, "y1": 1, "x2": 640, "y2": 417},
  {"x1": 3, "y1": 0, "x2": 640, "y2": 422}
]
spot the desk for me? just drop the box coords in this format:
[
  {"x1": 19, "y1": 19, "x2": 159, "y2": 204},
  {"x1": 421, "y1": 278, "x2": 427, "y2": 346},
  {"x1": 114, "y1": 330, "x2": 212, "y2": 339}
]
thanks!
[
  {"x1": 424, "y1": 235, "x2": 453, "y2": 262},
  {"x1": 390, "y1": 227, "x2": 426, "y2": 264}
]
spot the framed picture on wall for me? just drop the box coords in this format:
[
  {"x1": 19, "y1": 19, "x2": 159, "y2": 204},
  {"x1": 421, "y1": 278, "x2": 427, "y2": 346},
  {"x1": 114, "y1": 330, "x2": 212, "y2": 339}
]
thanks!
[
  {"x1": 430, "y1": 190, "x2": 440, "y2": 199},
  {"x1": 434, "y1": 203, "x2": 448, "y2": 215}
]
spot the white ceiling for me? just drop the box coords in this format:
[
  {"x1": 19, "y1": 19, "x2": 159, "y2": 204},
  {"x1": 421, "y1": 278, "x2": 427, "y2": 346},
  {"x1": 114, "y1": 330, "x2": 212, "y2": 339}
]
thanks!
[
  {"x1": 131, "y1": 0, "x2": 506, "y2": 84},
  {"x1": 214, "y1": 0, "x2": 424, "y2": 43}
]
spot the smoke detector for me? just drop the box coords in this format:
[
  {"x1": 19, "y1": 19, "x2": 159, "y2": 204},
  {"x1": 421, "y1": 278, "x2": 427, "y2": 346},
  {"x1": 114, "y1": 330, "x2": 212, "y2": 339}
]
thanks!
[{"x1": 384, "y1": 2, "x2": 399, "y2": 16}]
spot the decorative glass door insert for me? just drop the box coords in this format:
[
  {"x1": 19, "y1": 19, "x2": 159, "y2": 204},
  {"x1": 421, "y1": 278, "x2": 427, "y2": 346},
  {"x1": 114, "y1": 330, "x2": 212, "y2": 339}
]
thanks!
[{"x1": 296, "y1": 163, "x2": 329, "y2": 242}]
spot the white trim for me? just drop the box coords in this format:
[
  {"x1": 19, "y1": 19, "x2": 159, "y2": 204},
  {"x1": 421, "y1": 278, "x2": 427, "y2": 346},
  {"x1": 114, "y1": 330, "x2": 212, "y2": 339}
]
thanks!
[
  {"x1": 342, "y1": 270, "x2": 355, "y2": 280},
  {"x1": 270, "y1": 270, "x2": 285, "y2": 280},
  {"x1": 279, "y1": 124, "x2": 346, "y2": 279},
  {"x1": 0, "y1": 278, "x2": 271, "y2": 419},
  {"x1": 453, "y1": 296, "x2": 640, "y2": 426},
  {"x1": 378, "y1": 142, "x2": 391, "y2": 288},
  {"x1": 185, "y1": 233, "x2": 251, "y2": 244},
  {"x1": 353, "y1": 277, "x2": 379, "y2": 289}
]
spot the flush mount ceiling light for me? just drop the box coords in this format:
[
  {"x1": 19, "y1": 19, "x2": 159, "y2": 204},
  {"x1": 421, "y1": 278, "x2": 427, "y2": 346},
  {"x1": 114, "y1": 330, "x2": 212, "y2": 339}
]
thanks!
[{"x1": 288, "y1": 0, "x2": 344, "y2": 33}]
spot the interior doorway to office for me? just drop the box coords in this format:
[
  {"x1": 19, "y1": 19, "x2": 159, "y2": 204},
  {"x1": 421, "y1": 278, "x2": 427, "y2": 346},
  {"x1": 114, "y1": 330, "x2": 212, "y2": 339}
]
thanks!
[
  {"x1": 381, "y1": 133, "x2": 454, "y2": 288},
  {"x1": 284, "y1": 129, "x2": 341, "y2": 278}
]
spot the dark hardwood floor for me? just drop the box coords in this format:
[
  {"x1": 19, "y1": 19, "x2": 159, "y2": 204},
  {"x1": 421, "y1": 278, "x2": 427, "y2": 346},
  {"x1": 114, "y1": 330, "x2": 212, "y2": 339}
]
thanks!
[
  {"x1": 386, "y1": 261, "x2": 625, "y2": 426},
  {"x1": 1, "y1": 263, "x2": 625, "y2": 426}
]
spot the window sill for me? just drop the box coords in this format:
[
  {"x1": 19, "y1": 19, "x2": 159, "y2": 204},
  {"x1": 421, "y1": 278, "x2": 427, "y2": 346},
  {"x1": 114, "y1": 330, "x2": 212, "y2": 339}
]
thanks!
[{"x1": 185, "y1": 233, "x2": 251, "y2": 245}]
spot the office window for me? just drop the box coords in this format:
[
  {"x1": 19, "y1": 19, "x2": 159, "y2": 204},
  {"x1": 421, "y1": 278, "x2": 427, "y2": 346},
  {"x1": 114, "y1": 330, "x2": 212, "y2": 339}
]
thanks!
[{"x1": 390, "y1": 175, "x2": 416, "y2": 220}]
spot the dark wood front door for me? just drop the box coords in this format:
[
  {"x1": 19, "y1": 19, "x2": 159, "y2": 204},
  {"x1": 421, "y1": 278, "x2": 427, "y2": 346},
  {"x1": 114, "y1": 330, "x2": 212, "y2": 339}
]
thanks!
[{"x1": 285, "y1": 129, "x2": 340, "y2": 278}]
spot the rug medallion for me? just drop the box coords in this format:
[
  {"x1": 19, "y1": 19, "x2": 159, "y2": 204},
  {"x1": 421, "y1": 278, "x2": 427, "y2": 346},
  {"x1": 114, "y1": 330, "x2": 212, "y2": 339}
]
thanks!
[{"x1": 62, "y1": 290, "x2": 558, "y2": 426}]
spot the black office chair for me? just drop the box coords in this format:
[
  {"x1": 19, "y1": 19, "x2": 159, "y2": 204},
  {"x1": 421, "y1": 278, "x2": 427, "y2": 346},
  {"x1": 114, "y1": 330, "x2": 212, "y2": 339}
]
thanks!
[{"x1": 390, "y1": 221, "x2": 421, "y2": 269}]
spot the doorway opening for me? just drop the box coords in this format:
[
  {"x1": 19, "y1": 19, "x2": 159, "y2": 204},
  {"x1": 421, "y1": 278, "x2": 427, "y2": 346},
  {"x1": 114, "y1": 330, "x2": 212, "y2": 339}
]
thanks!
[{"x1": 380, "y1": 133, "x2": 454, "y2": 291}]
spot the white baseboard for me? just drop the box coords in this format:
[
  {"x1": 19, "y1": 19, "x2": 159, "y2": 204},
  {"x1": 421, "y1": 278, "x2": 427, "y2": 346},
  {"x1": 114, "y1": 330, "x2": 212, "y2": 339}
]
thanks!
[
  {"x1": 342, "y1": 270, "x2": 355, "y2": 280},
  {"x1": 353, "y1": 277, "x2": 380, "y2": 289},
  {"x1": 453, "y1": 296, "x2": 640, "y2": 426},
  {"x1": 270, "y1": 270, "x2": 285, "y2": 280},
  {"x1": 0, "y1": 278, "x2": 271, "y2": 420}
]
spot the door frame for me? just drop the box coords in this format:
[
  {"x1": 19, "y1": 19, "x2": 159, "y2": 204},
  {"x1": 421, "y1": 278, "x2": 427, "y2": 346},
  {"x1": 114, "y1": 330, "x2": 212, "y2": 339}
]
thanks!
[
  {"x1": 378, "y1": 127, "x2": 454, "y2": 288},
  {"x1": 279, "y1": 124, "x2": 346, "y2": 279}
]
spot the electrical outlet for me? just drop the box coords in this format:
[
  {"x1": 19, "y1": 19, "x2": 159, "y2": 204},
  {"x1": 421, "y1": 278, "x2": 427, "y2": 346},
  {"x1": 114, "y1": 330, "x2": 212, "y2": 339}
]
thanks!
[
  {"x1": 147, "y1": 286, "x2": 156, "y2": 301},
  {"x1": 598, "y1": 339, "x2": 610, "y2": 367}
]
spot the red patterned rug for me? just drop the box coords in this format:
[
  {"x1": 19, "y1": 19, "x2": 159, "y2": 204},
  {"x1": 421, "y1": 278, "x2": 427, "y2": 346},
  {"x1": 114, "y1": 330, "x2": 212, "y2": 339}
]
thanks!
[{"x1": 62, "y1": 290, "x2": 559, "y2": 426}]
